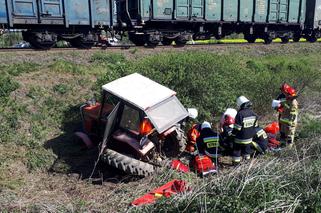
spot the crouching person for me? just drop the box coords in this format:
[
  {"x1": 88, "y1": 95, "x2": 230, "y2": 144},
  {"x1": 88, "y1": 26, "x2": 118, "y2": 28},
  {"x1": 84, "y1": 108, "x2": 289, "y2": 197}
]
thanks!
[
  {"x1": 232, "y1": 96, "x2": 258, "y2": 164},
  {"x1": 251, "y1": 127, "x2": 268, "y2": 155},
  {"x1": 196, "y1": 121, "x2": 220, "y2": 159}
]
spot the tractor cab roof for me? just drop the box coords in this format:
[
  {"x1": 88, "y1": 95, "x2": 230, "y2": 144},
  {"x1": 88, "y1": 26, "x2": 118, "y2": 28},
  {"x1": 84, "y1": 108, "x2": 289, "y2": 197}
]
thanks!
[
  {"x1": 102, "y1": 73, "x2": 189, "y2": 133},
  {"x1": 102, "y1": 73, "x2": 176, "y2": 110}
]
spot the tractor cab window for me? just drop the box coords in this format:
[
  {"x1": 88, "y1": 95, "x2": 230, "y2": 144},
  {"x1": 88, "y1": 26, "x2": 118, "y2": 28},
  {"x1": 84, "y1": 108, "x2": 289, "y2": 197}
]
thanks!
[
  {"x1": 100, "y1": 93, "x2": 119, "y2": 119},
  {"x1": 119, "y1": 105, "x2": 141, "y2": 134}
]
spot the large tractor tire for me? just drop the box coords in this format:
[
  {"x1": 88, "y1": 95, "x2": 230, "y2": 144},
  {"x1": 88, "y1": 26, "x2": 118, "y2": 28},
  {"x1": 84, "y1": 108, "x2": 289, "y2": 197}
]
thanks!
[{"x1": 101, "y1": 149, "x2": 154, "y2": 176}]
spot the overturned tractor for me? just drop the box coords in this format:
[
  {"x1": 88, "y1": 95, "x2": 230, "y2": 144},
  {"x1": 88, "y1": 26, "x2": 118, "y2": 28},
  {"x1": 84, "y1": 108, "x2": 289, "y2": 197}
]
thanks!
[{"x1": 76, "y1": 73, "x2": 196, "y2": 176}]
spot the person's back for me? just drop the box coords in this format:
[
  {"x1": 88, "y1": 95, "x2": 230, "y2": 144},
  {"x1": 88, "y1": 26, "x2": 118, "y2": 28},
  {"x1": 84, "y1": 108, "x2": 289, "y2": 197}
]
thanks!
[
  {"x1": 196, "y1": 122, "x2": 220, "y2": 158},
  {"x1": 232, "y1": 96, "x2": 258, "y2": 164}
]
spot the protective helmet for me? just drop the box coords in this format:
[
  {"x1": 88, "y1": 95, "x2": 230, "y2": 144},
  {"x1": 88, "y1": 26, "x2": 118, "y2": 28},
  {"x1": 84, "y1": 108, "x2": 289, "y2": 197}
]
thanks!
[
  {"x1": 224, "y1": 115, "x2": 235, "y2": 126},
  {"x1": 201, "y1": 121, "x2": 211, "y2": 130},
  {"x1": 237, "y1": 96, "x2": 250, "y2": 108},
  {"x1": 187, "y1": 108, "x2": 198, "y2": 119},
  {"x1": 280, "y1": 83, "x2": 297, "y2": 98}
]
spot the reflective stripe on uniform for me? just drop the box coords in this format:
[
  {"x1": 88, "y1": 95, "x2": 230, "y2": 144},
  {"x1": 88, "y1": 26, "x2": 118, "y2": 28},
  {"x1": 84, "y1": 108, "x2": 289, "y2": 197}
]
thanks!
[
  {"x1": 203, "y1": 136, "x2": 219, "y2": 148},
  {"x1": 235, "y1": 138, "x2": 253, "y2": 144},
  {"x1": 205, "y1": 150, "x2": 220, "y2": 159},
  {"x1": 243, "y1": 116, "x2": 256, "y2": 128},
  {"x1": 280, "y1": 118, "x2": 292, "y2": 126},
  {"x1": 233, "y1": 156, "x2": 241, "y2": 163},
  {"x1": 234, "y1": 124, "x2": 242, "y2": 131},
  {"x1": 252, "y1": 141, "x2": 263, "y2": 153},
  {"x1": 256, "y1": 129, "x2": 265, "y2": 137}
]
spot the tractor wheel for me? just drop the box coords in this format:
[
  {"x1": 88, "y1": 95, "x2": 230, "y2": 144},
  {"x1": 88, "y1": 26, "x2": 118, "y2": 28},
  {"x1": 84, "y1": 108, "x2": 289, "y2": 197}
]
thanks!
[
  {"x1": 163, "y1": 128, "x2": 187, "y2": 157},
  {"x1": 101, "y1": 149, "x2": 154, "y2": 176}
]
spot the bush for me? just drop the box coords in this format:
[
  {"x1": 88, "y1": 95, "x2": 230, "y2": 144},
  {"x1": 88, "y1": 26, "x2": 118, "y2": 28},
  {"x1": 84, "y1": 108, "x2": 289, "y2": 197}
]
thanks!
[{"x1": 96, "y1": 51, "x2": 320, "y2": 120}]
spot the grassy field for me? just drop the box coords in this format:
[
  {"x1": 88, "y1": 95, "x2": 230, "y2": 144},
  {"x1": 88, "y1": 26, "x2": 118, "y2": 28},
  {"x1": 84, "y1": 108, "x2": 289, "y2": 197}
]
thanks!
[{"x1": 0, "y1": 45, "x2": 321, "y2": 212}]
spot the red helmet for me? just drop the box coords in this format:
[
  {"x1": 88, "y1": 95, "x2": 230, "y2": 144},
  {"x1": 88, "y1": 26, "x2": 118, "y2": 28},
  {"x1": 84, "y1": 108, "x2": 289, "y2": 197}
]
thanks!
[
  {"x1": 280, "y1": 83, "x2": 297, "y2": 98},
  {"x1": 224, "y1": 115, "x2": 235, "y2": 126}
]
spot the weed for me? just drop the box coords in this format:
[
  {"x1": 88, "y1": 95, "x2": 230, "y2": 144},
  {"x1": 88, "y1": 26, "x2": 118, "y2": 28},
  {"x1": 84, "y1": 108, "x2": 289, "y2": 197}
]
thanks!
[
  {"x1": 53, "y1": 83, "x2": 69, "y2": 95},
  {"x1": 49, "y1": 60, "x2": 85, "y2": 74},
  {"x1": 90, "y1": 52, "x2": 126, "y2": 65}
]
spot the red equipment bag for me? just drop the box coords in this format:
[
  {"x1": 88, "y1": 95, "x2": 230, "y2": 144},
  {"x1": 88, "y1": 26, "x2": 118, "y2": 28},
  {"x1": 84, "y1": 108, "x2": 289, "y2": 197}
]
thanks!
[
  {"x1": 194, "y1": 155, "x2": 216, "y2": 175},
  {"x1": 171, "y1": 160, "x2": 190, "y2": 173},
  {"x1": 131, "y1": 180, "x2": 188, "y2": 206}
]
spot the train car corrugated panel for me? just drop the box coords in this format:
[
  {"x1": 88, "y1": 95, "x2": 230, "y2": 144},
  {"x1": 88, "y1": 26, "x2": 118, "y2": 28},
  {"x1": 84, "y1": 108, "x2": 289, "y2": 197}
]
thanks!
[
  {"x1": 288, "y1": 0, "x2": 300, "y2": 23},
  {"x1": 239, "y1": 0, "x2": 253, "y2": 22},
  {"x1": 278, "y1": 0, "x2": 288, "y2": 23},
  {"x1": 313, "y1": 0, "x2": 321, "y2": 29},
  {"x1": 0, "y1": 0, "x2": 8, "y2": 24},
  {"x1": 205, "y1": 0, "x2": 221, "y2": 21},
  {"x1": 268, "y1": 0, "x2": 278, "y2": 22},
  {"x1": 305, "y1": 0, "x2": 316, "y2": 29},
  {"x1": 299, "y1": 0, "x2": 306, "y2": 24},
  {"x1": 254, "y1": 0, "x2": 268, "y2": 23},
  {"x1": 152, "y1": 0, "x2": 173, "y2": 19},
  {"x1": 176, "y1": 0, "x2": 190, "y2": 19},
  {"x1": 141, "y1": 0, "x2": 150, "y2": 19},
  {"x1": 40, "y1": 0, "x2": 63, "y2": 17},
  {"x1": 191, "y1": 0, "x2": 204, "y2": 19},
  {"x1": 223, "y1": 0, "x2": 238, "y2": 22},
  {"x1": 66, "y1": 0, "x2": 90, "y2": 25},
  {"x1": 92, "y1": 0, "x2": 111, "y2": 26},
  {"x1": 12, "y1": 0, "x2": 38, "y2": 16}
]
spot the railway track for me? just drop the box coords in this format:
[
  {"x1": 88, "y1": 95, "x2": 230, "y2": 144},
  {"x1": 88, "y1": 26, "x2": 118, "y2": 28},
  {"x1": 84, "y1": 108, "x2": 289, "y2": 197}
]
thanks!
[{"x1": 0, "y1": 41, "x2": 314, "y2": 52}]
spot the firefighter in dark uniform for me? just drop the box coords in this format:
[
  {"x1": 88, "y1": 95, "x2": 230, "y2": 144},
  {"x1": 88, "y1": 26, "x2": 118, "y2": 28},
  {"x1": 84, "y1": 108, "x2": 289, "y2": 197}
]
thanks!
[
  {"x1": 196, "y1": 121, "x2": 220, "y2": 159},
  {"x1": 219, "y1": 115, "x2": 235, "y2": 155},
  {"x1": 232, "y1": 96, "x2": 258, "y2": 164},
  {"x1": 252, "y1": 127, "x2": 268, "y2": 155}
]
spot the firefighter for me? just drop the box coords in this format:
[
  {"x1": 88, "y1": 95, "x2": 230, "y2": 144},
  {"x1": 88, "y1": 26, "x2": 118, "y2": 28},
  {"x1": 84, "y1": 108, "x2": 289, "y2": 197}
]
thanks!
[
  {"x1": 219, "y1": 114, "x2": 235, "y2": 155},
  {"x1": 196, "y1": 121, "x2": 220, "y2": 159},
  {"x1": 273, "y1": 83, "x2": 299, "y2": 147},
  {"x1": 232, "y1": 96, "x2": 258, "y2": 164},
  {"x1": 252, "y1": 127, "x2": 268, "y2": 155}
]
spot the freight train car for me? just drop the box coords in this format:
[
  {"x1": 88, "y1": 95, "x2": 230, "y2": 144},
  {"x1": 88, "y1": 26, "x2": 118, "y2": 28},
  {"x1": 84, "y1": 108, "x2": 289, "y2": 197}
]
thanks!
[
  {"x1": 117, "y1": 0, "x2": 309, "y2": 46},
  {"x1": 0, "y1": 0, "x2": 116, "y2": 49}
]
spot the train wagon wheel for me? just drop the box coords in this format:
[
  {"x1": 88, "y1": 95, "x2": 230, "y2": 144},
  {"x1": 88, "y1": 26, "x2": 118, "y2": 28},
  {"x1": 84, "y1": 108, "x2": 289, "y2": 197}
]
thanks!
[
  {"x1": 22, "y1": 31, "x2": 56, "y2": 50},
  {"x1": 246, "y1": 37, "x2": 256, "y2": 43},
  {"x1": 264, "y1": 37, "x2": 273, "y2": 45},
  {"x1": 161, "y1": 38, "x2": 173, "y2": 46},
  {"x1": 307, "y1": 36, "x2": 317, "y2": 43},
  {"x1": 293, "y1": 36, "x2": 300, "y2": 42},
  {"x1": 175, "y1": 38, "x2": 187, "y2": 47},
  {"x1": 281, "y1": 37, "x2": 289, "y2": 44},
  {"x1": 69, "y1": 37, "x2": 94, "y2": 49}
]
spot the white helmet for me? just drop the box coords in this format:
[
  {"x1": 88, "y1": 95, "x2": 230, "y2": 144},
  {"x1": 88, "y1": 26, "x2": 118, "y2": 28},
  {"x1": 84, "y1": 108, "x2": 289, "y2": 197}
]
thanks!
[
  {"x1": 237, "y1": 96, "x2": 250, "y2": 108},
  {"x1": 201, "y1": 121, "x2": 211, "y2": 130},
  {"x1": 187, "y1": 108, "x2": 198, "y2": 119}
]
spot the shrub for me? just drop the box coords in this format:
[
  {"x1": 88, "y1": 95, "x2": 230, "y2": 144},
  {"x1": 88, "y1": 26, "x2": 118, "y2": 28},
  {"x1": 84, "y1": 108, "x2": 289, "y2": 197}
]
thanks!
[{"x1": 96, "y1": 51, "x2": 320, "y2": 120}]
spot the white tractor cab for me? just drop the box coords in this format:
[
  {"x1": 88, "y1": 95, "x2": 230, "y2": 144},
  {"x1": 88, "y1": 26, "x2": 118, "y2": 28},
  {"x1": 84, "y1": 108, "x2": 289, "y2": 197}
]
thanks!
[{"x1": 78, "y1": 73, "x2": 197, "y2": 176}]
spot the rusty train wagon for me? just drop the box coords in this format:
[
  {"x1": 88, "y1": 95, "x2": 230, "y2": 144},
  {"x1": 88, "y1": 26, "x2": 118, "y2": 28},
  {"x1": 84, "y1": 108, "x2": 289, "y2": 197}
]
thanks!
[
  {"x1": 117, "y1": 0, "x2": 308, "y2": 46},
  {"x1": 0, "y1": 0, "x2": 116, "y2": 49}
]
